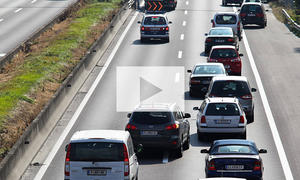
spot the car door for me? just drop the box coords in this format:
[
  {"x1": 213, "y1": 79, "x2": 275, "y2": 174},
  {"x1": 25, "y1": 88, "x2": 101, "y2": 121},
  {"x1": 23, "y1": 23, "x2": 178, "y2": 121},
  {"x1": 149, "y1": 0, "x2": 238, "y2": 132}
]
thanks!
[
  {"x1": 128, "y1": 137, "x2": 138, "y2": 179},
  {"x1": 179, "y1": 107, "x2": 190, "y2": 140}
]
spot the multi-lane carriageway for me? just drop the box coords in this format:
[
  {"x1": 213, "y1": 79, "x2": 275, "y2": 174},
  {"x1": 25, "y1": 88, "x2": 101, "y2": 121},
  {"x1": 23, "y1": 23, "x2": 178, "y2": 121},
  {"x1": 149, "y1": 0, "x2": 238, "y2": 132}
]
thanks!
[{"x1": 16, "y1": 0, "x2": 300, "y2": 179}]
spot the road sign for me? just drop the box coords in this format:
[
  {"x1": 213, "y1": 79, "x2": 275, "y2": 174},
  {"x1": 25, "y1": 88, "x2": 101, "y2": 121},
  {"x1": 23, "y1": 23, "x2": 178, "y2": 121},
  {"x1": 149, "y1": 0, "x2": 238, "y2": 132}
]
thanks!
[{"x1": 145, "y1": 1, "x2": 164, "y2": 11}]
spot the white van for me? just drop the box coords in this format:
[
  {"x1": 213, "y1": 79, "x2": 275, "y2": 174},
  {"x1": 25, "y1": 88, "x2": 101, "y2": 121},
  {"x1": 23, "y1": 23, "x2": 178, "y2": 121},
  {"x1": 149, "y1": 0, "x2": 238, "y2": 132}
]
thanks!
[{"x1": 64, "y1": 130, "x2": 139, "y2": 180}]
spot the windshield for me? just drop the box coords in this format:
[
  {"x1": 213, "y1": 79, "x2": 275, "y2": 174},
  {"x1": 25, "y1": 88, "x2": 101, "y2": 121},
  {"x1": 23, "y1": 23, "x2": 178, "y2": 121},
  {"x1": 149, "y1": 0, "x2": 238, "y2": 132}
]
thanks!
[
  {"x1": 205, "y1": 103, "x2": 240, "y2": 116},
  {"x1": 193, "y1": 65, "x2": 225, "y2": 75},
  {"x1": 210, "y1": 81, "x2": 251, "y2": 97},
  {"x1": 209, "y1": 28, "x2": 232, "y2": 35},
  {"x1": 131, "y1": 112, "x2": 171, "y2": 124},
  {"x1": 211, "y1": 145, "x2": 258, "y2": 155},
  {"x1": 144, "y1": 16, "x2": 166, "y2": 25},
  {"x1": 69, "y1": 142, "x2": 124, "y2": 161},
  {"x1": 241, "y1": 5, "x2": 263, "y2": 13},
  {"x1": 210, "y1": 48, "x2": 238, "y2": 58},
  {"x1": 216, "y1": 15, "x2": 237, "y2": 24}
]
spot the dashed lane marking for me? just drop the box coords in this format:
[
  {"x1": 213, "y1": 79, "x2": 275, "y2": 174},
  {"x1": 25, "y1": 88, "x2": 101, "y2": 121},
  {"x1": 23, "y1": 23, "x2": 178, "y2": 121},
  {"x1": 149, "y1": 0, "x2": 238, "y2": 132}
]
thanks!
[
  {"x1": 178, "y1": 51, "x2": 183, "y2": 59},
  {"x1": 14, "y1": 8, "x2": 23, "y2": 13},
  {"x1": 182, "y1": 21, "x2": 186, "y2": 26},
  {"x1": 180, "y1": 34, "x2": 184, "y2": 40}
]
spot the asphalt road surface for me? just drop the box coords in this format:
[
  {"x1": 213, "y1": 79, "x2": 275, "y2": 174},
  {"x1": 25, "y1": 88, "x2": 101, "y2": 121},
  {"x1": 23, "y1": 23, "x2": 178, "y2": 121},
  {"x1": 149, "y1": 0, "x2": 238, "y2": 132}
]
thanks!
[{"x1": 21, "y1": 0, "x2": 300, "y2": 179}]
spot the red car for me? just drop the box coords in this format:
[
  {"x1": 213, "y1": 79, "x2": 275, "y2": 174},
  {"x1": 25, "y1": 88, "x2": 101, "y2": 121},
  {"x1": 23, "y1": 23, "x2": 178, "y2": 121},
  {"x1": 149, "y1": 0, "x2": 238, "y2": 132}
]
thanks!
[{"x1": 207, "y1": 45, "x2": 243, "y2": 75}]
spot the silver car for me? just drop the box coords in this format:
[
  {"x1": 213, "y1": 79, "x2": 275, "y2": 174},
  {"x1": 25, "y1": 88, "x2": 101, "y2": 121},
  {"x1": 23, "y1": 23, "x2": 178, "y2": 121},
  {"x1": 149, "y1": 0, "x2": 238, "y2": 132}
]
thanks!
[{"x1": 193, "y1": 97, "x2": 247, "y2": 141}]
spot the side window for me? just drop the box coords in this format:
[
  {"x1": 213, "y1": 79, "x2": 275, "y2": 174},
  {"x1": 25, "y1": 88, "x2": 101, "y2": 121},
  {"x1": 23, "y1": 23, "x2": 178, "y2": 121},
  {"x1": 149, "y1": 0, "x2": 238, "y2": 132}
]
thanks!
[
  {"x1": 127, "y1": 137, "x2": 134, "y2": 157},
  {"x1": 173, "y1": 109, "x2": 183, "y2": 122},
  {"x1": 200, "y1": 101, "x2": 207, "y2": 113}
]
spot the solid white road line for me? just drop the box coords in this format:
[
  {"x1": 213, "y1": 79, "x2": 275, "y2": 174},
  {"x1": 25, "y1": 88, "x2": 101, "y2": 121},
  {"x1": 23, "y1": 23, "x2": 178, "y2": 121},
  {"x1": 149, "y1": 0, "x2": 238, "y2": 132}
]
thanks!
[
  {"x1": 0, "y1": 53, "x2": 6, "y2": 57},
  {"x1": 184, "y1": 10, "x2": 188, "y2": 15},
  {"x1": 14, "y1": 8, "x2": 23, "y2": 13},
  {"x1": 242, "y1": 31, "x2": 294, "y2": 180},
  {"x1": 185, "y1": 1, "x2": 189, "y2": 5},
  {"x1": 0, "y1": 19, "x2": 3, "y2": 22},
  {"x1": 178, "y1": 51, "x2": 183, "y2": 59},
  {"x1": 180, "y1": 34, "x2": 184, "y2": 40},
  {"x1": 33, "y1": 10, "x2": 140, "y2": 180},
  {"x1": 162, "y1": 151, "x2": 169, "y2": 164},
  {"x1": 182, "y1": 21, "x2": 186, "y2": 26},
  {"x1": 31, "y1": 0, "x2": 37, "y2": 3}
]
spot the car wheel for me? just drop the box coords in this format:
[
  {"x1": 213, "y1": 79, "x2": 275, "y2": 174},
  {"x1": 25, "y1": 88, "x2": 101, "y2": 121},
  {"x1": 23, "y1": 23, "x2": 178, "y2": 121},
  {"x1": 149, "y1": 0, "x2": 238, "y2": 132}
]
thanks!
[
  {"x1": 197, "y1": 129, "x2": 206, "y2": 141},
  {"x1": 238, "y1": 34, "x2": 242, "y2": 41},
  {"x1": 183, "y1": 133, "x2": 190, "y2": 150},
  {"x1": 260, "y1": 23, "x2": 266, "y2": 28},
  {"x1": 141, "y1": 37, "x2": 146, "y2": 43},
  {"x1": 240, "y1": 130, "x2": 247, "y2": 139},
  {"x1": 176, "y1": 142, "x2": 183, "y2": 158},
  {"x1": 165, "y1": 37, "x2": 170, "y2": 43},
  {"x1": 205, "y1": 47, "x2": 210, "y2": 55},
  {"x1": 265, "y1": 21, "x2": 267, "y2": 27},
  {"x1": 189, "y1": 89, "x2": 195, "y2": 97},
  {"x1": 247, "y1": 111, "x2": 254, "y2": 124}
]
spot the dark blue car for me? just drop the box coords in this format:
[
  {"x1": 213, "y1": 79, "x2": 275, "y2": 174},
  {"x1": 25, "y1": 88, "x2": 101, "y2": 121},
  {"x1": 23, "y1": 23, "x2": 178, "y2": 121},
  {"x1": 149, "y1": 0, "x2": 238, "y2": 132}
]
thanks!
[{"x1": 201, "y1": 139, "x2": 267, "y2": 180}]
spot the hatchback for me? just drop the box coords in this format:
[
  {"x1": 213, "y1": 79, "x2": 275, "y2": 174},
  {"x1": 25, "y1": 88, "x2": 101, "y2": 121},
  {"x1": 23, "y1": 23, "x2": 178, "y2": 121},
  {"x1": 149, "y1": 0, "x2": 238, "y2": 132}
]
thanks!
[{"x1": 239, "y1": 3, "x2": 267, "y2": 28}]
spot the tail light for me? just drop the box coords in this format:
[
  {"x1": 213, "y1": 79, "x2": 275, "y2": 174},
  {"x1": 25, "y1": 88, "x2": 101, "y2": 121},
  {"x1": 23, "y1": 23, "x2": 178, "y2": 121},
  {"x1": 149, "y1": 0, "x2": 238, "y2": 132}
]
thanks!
[
  {"x1": 205, "y1": 38, "x2": 212, "y2": 43},
  {"x1": 208, "y1": 59, "x2": 218, "y2": 62},
  {"x1": 227, "y1": 38, "x2": 234, "y2": 42},
  {"x1": 208, "y1": 160, "x2": 216, "y2": 170},
  {"x1": 190, "y1": 79, "x2": 201, "y2": 84},
  {"x1": 65, "y1": 144, "x2": 71, "y2": 176},
  {"x1": 126, "y1": 124, "x2": 137, "y2": 130},
  {"x1": 256, "y1": 13, "x2": 264, "y2": 17},
  {"x1": 209, "y1": 94, "x2": 216, "y2": 97},
  {"x1": 141, "y1": 26, "x2": 145, "y2": 31},
  {"x1": 165, "y1": 123, "x2": 179, "y2": 130},
  {"x1": 240, "y1": 13, "x2": 246, "y2": 17},
  {"x1": 212, "y1": 21, "x2": 215, "y2": 27},
  {"x1": 165, "y1": 26, "x2": 169, "y2": 31},
  {"x1": 123, "y1": 144, "x2": 130, "y2": 176},
  {"x1": 201, "y1": 116, "x2": 206, "y2": 123},
  {"x1": 237, "y1": 21, "x2": 240, "y2": 31},
  {"x1": 253, "y1": 160, "x2": 261, "y2": 171},
  {"x1": 239, "y1": 116, "x2": 245, "y2": 124},
  {"x1": 241, "y1": 94, "x2": 252, "y2": 100}
]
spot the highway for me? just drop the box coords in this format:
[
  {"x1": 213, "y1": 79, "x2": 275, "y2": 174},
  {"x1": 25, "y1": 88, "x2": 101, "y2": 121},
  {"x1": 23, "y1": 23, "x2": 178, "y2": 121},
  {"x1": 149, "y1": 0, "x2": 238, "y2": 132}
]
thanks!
[
  {"x1": 21, "y1": 0, "x2": 300, "y2": 179},
  {"x1": 0, "y1": 0, "x2": 77, "y2": 58}
]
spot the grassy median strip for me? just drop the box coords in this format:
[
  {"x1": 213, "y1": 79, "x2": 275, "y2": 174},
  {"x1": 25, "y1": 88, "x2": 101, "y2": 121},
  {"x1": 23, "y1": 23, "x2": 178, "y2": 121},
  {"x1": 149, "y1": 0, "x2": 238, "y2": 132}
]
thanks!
[{"x1": 0, "y1": 0, "x2": 122, "y2": 159}]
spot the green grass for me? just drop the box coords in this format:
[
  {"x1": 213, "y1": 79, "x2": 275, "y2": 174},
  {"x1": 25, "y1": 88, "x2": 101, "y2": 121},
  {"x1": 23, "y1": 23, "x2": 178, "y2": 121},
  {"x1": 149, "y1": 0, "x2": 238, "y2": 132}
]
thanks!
[{"x1": 0, "y1": 0, "x2": 121, "y2": 126}]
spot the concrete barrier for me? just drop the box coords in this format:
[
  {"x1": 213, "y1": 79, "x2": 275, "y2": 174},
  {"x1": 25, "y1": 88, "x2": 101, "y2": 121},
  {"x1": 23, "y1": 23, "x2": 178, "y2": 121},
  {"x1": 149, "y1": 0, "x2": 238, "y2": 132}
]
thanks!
[{"x1": 0, "y1": 1, "x2": 132, "y2": 179}]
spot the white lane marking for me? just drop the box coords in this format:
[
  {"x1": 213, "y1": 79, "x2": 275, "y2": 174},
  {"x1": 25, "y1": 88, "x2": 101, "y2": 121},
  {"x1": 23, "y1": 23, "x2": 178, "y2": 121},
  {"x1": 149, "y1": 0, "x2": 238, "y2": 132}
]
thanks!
[
  {"x1": 0, "y1": 53, "x2": 6, "y2": 57},
  {"x1": 185, "y1": 1, "x2": 189, "y2": 5},
  {"x1": 14, "y1": 8, "x2": 23, "y2": 13},
  {"x1": 0, "y1": 18, "x2": 3, "y2": 22},
  {"x1": 180, "y1": 34, "x2": 184, "y2": 40},
  {"x1": 33, "y1": 10, "x2": 140, "y2": 180},
  {"x1": 182, "y1": 21, "x2": 186, "y2": 26},
  {"x1": 184, "y1": 10, "x2": 188, "y2": 15},
  {"x1": 175, "y1": 73, "x2": 180, "y2": 82},
  {"x1": 162, "y1": 151, "x2": 169, "y2": 163},
  {"x1": 31, "y1": 0, "x2": 37, "y2": 3},
  {"x1": 178, "y1": 51, "x2": 183, "y2": 59}
]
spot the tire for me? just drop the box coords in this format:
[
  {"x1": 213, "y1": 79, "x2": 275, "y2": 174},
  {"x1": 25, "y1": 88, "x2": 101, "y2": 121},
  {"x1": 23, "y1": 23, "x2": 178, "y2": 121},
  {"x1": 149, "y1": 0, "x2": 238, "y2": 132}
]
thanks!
[
  {"x1": 183, "y1": 133, "x2": 190, "y2": 150},
  {"x1": 197, "y1": 129, "x2": 206, "y2": 141},
  {"x1": 189, "y1": 89, "x2": 195, "y2": 97},
  {"x1": 165, "y1": 37, "x2": 170, "y2": 43},
  {"x1": 260, "y1": 22, "x2": 266, "y2": 28},
  {"x1": 240, "y1": 130, "x2": 247, "y2": 139},
  {"x1": 141, "y1": 37, "x2": 146, "y2": 43},
  {"x1": 205, "y1": 47, "x2": 210, "y2": 55},
  {"x1": 176, "y1": 142, "x2": 183, "y2": 158},
  {"x1": 247, "y1": 111, "x2": 254, "y2": 124}
]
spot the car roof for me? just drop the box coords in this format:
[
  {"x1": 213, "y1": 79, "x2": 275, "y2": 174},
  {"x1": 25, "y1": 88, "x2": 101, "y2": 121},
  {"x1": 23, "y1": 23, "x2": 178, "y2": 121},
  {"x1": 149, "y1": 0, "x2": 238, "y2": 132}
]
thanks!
[
  {"x1": 144, "y1": 13, "x2": 166, "y2": 18},
  {"x1": 214, "y1": 12, "x2": 238, "y2": 16},
  {"x1": 212, "y1": 76, "x2": 248, "y2": 82},
  {"x1": 133, "y1": 103, "x2": 177, "y2": 112},
  {"x1": 210, "y1": 27, "x2": 233, "y2": 30},
  {"x1": 70, "y1": 130, "x2": 129, "y2": 143},
  {"x1": 206, "y1": 97, "x2": 239, "y2": 103},
  {"x1": 194, "y1": 62, "x2": 225, "y2": 67},
  {"x1": 213, "y1": 139, "x2": 256, "y2": 147},
  {"x1": 211, "y1": 45, "x2": 237, "y2": 50},
  {"x1": 242, "y1": 2, "x2": 263, "y2": 5}
]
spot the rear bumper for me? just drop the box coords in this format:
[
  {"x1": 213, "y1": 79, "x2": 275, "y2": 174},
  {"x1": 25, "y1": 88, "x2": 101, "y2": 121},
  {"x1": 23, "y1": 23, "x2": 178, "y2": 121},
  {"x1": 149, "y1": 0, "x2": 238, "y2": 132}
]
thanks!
[
  {"x1": 141, "y1": 33, "x2": 169, "y2": 39},
  {"x1": 225, "y1": 0, "x2": 243, "y2": 3},
  {"x1": 198, "y1": 126, "x2": 246, "y2": 134},
  {"x1": 205, "y1": 43, "x2": 237, "y2": 51},
  {"x1": 190, "y1": 84, "x2": 209, "y2": 94},
  {"x1": 241, "y1": 18, "x2": 265, "y2": 25},
  {"x1": 132, "y1": 135, "x2": 180, "y2": 149},
  {"x1": 207, "y1": 170, "x2": 262, "y2": 179}
]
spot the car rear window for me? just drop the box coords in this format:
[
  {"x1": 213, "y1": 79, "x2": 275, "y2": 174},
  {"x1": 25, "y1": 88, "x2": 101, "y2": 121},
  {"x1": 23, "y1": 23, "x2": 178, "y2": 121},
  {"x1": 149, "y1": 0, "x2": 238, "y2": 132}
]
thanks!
[
  {"x1": 210, "y1": 81, "x2": 251, "y2": 97},
  {"x1": 205, "y1": 103, "x2": 240, "y2": 116},
  {"x1": 216, "y1": 15, "x2": 237, "y2": 24},
  {"x1": 211, "y1": 145, "x2": 258, "y2": 155},
  {"x1": 209, "y1": 28, "x2": 232, "y2": 35},
  {"x1": 193, "y1": 65, "x2": 225, "y2": 75},
  {"x1": 69, "y1": 142, "x2": 124, "y2": 161},
  {"x1": 241, "y1": 5, "x2": 263, "y2": 13},
  {"x1": 131, "y1": 112, "x2": 171, "y2": 124},
  {"x1": 210, "y1": 48, "x2": 238, "y2": 58},
  {"x1": 144, "y1": 16, "x2": 166, "y2": 25}
]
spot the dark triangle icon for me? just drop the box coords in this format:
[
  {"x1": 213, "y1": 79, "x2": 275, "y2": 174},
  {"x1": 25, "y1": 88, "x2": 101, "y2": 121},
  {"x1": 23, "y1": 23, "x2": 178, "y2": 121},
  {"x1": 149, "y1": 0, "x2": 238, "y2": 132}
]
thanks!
[{"x1": 140, "y1": 77, "x2": 162, "y2": 102}]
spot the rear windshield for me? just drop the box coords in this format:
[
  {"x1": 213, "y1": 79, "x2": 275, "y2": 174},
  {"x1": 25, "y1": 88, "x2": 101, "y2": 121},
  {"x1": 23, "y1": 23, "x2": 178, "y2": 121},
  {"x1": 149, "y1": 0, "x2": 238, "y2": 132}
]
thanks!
[
  {"x1": 69, "y1": 142, "x2": 124, "y2": 161},
  {"x1": 205, "y1": 103, "x2": 240, "y2": 116},
  {"x1": 210, "y1": 81, "x2": 250, "y2": 97},
  {"x1": 245, "y1": 0, "x2": 261, "y2": 2},
  {"x1": 209, "y1": 28, "x2": 232, "y2": 35},
  {"x1": 144, "y1": 16, "x2": 166, "y2": 25},
  {"x1": 216, "y1": 15, "x2": 237, "y2": 24},
  {"x1": 210, "y1": 48, "x2": 238, "y2": 58},
  {"x1": 193, "y1": 65, "x2": 225, "y2": 75},
  {"x1": 241, "y1": 5, "x2": 262, "y2": 13},
  {"x1": 211, "y1": 145, "x2": 258, "y2": 155},
  {"x1": 131, "y1": 112, "x2": 171, "y2": 124}
]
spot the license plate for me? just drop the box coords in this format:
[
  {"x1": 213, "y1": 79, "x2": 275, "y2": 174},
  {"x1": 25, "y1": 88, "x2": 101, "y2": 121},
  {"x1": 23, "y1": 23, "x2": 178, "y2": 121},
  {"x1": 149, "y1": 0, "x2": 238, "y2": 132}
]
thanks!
[
  {"x1": 87, "y1": 169, "x2": 107, "y2": 176},
  {"x1": 202, "y1": 80, "x2": 210, "y2": 84},
  {"x1": 141, "y1": 131, "x2": 158, "y2": 135},
  {"x1": 248, "y1": 14, "x2": 256, "y2": 16},
  {"x1": 226, "y1": 165, "x2": 244, "y2": 170},
  {"x1": 214, "y1": 119, "x2": 231, "y2": 124},
  {"x1": 215, "y1": 39, "x2": 225, "y2": 43},
  {"x1": 150, "y1": 27, "x2": 160, "y2": 30}
]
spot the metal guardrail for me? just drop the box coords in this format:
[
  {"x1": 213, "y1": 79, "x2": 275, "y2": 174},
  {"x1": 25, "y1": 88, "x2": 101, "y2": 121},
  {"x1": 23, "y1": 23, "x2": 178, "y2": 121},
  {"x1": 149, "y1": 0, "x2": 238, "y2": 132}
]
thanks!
[{"x1": 282, "y1": 9, "x2": 300, "y2": 32}]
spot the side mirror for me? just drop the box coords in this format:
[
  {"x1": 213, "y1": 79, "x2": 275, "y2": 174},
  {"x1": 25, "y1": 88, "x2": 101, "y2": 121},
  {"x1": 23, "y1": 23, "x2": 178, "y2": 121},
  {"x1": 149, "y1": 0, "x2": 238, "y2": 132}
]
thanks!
[
  {"x1": 239, "y1": 53, "x2": 244, "y2": 57},
  {"x1": 237, "y1": 9, "x2": 241, "y2": 11},
  {"x1": 193, "y1": 107, "x2": 199, "y2": 111},
  {"x1": 127, "y1": 113, "x2": 132, "y2": 118},
  {"x1": 210, "y1": 19, "x2": 214, "y2": 23},
  {"x1": 259, "y1": 149, "x2": 267, "y2": 153},
  {"x1": 266, "y1": 9, "x2": 269, "y2": 12},
  {"x1": 201, "y1": 149, "x2": 209, "y2": 153},
  {"x1": 169, "y1": 21, "x2": 172, "y2": 24},
  {"x1": 65, "y1": 144, "x2": 69, "y2": 152},
  {"x1": 187, "y1": 70, "x2": 192, "y2": 73},
  {"x1": 205, "y1": 33, "x2": 208, "y2": 36},
  {"x1": 184, "y1": 113, "x2": 191, "y2": 118},
  {"x1": 251, "y1": 88, "x2": 257, "y2": 92},
  {"x1": 136, "y1": 144, "x2": 143, "y2": 154},
  {"x1": 137, "y1": 21, "x2": 141, "y2": 24}
]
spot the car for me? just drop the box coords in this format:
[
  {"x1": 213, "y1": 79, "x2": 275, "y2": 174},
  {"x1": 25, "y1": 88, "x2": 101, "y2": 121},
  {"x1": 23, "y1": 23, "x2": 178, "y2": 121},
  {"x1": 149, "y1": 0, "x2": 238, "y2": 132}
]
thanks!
[
  {"x1": 125, "y1": 103, "x2": 191, "y2": 158},
  {"x1": 193, "y1": 97, "x2": 247, "y2": 141},
  {"x1": 244, "y1": 0, "x2": 261, "y2": 2},
  {"x1": 239, "y1": 2, "x2": 267, "y2": 28},
  {"x1": 64, "y1": 130, "x2": 140, "y2": 180},
  {"x1": 201, "y1": 139, "x2": 267, "y2": 180},
  {"x1": 138, "y1": 13, "x2": 171, "y2": 43},
  {"x1": 198, "y1": 178, "x2": 246, "y2": 180},
  {"x1": 222, "y1": 0, "x2": 243, "y2": 6},
  {"x1": 187, "y1": 63, "x2": 227, "y2": 97},
  {"x1": 206, "y1": 76, "x2": 257, "y2": 123},
  {"x1": 211, "y1": 12, "x2": 243, "y2": 40},
  {"x1": 207, "y1": 45, "x2": 243, "y2": 76},
  {"x1": 204, "y1": 27, "x2": 239, "y2": 55}
]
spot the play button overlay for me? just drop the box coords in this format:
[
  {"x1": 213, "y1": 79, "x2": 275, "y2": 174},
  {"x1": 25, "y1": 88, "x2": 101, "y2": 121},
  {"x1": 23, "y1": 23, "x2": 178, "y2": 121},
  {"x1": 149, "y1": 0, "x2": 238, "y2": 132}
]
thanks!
[{"x1": 117, "y1": 66, "x2": 184, "y2": 112}]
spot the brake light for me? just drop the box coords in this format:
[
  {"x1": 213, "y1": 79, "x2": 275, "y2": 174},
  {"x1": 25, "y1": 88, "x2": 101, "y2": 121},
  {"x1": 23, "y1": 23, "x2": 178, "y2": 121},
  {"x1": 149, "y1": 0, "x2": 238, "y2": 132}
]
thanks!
[
  {"x1": 191, "y1": 79, "x2": 201, "y2": 84},
  {"x1": 237, "y1": 21, "x2": 240, "y2": 31},
  {"x1": 241, "y1": 94, "x2": 252, "y2": 100},
  {"x1": 165, "y1": 26, "x2": 169, "y2": 31},
  {"x1": 165, "y1": 123, "x2": 179, "y2": 130},
  {"x1": 123, "y1": 144, "x2": 130, "y2": 176},
  {"x1": 65, "y1": 144, "x2": 71, "y2": 176},
  {"x1": 253, "y1": 160, "x2": 261, "y2": 171},
  {"x1": 201, "y1": 116, "x2": 206, "y2": 123},
  {"x1": 208, "y1": 160, "x2": 216, "y2": 170},
  {"x1": 239, "y1": 116, "x2": 245, "y2": 124},
  {"x1": 205, "y1": 38, "x2": 212, "y2": 43},
  {"x1": 212, "y1": 21, "x2": 215, "y2": 27},
  {"x1": 240, "y1": 13, "x2": 246, "y2": 17},
  {"x1": 141, "y1": 26, "x2": 145, "y2": 31},
  {"x1": 256, "y1": 13, "x2": 264, "y2": 17},
  {"x1": 227, "y1": 38, "x2": 234, "y2": 42},
  {"x1": 126, "y1": 124, "x2": 137, "y2": 130}
]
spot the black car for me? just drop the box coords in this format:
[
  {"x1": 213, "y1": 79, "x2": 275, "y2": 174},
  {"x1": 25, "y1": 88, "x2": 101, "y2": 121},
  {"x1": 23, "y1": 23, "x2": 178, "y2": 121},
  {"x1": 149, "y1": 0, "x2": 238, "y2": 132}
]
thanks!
[
  {"x1": 222, "y1": 0, "x2": 243, "y2": 6},
  {"x1": 239, "y1": 2, "x2": 267, "y2": 28},
  {"x1": 125, "y1": 103, "x2": 191, "y2": 158},
  {"x1": 204, "y1": 27, "x2": 239, "y2": 54},
  {"x1": 201, "y1": 139, "x2": 267, "y2": 180}
]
